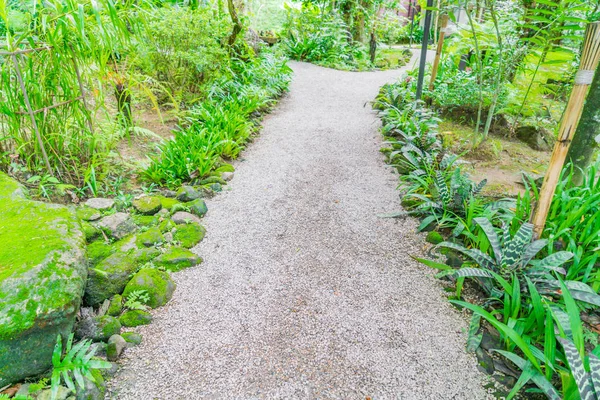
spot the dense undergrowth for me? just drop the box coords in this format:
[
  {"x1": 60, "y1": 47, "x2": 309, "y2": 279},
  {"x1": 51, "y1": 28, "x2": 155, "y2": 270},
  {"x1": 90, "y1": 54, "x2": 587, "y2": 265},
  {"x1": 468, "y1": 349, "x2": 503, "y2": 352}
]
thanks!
[{"x1": 375, "y1": 79, "x2": 600, "y2": 399}]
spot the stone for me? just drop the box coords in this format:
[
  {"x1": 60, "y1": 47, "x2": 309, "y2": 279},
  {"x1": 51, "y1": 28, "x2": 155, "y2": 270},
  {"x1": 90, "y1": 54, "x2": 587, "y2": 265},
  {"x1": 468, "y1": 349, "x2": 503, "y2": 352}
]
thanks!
[
  {"x1": 159, "y1": 219, "x2": 177, "y2": 233},
  {"x1": 37, "y1": 385, "x2": 73, "y2": 400},
  {"x1": 122, "y1": 268, "x2": 176, "y2": 308},
  {"x1": 86, "y1": 241, "x2": 114, "y2": 266},
  {"x1": 188, "y1": 198, "x2": 208, "y2": 218},
  {"x1": 0, "y1": 174, "x2": 87, "y2": 387},
  {"x1": 74, "y1": 315, "x2": 121, "y2": 342},
  {"x1": 425, "y1": 231, "x2": 444, "y2": 245},
  {"x1": 155, "y1": 196, "x2": 181, "y2": 211},
  {"x1": 154, "y1": 247, "x2": 202, "y2": 272},
  {"x1": 162, "y1": 190, "x2": 177, "y2": 198},
  {"x1": 200, "y1": 176, "x2": 227, "y2": 186},
  {"x1": 76, "y1": 207, "x2": 102, "y2": 222},
  {"x1": 164, "y1": 232, "x2": 174, "y2": 243},
  {"x1": 171, "y1": 211, "x2": 202, "y2": 225},
  {"x1": 81, "y1": 221, "x2": 101, "y2": 242},
  {"x1": 132, "y1": 196, "x2": 162, "y2": 215},
  {"x1": 221, "y1": 172, "x2": 234, "y2": 181},
  {"x1": 96, "y1": 213, "x2": 136, "y2": 240},
  {"x1": 107, "y1": 295, "x2": 123, "y2": 317},
  {"x1": 136, "y1": 227, "x2": 164, "y2": 248},
  {"x1": 515, "y1": 125, "x2": 553, "y2": 151},
  {"x1": 173, "y1": 223, "x2": 206, "y2": 248},
  {"x1": 85, "y1": 198, "x2": 115, "y2": 211},
  {"x1": 99, "y1": 361, "x2": 118, "y2": 379},
  {"x1": 210, "y1": 183, "x2": 222, "y2": 192},
  {"x1": 132, "y1": 214, "x2": 160, "y2": 228},
  {"x1": 84, "y1": 247, "x2": 159, "y2": 306},
  {"x1": 176, "y1": 185, "x2": 202, "y2": 202},
  {"x1": 106, "y1": 335, "x2": 127, "y2": 361},
  {"x1": 119, "y1": 310, "x2": 152, "y2": 327},
  {"x1": 157, "y1": 208, "x2": 169, "y2": 217},
  {"x1": 121, "y1": 332, "x2": 143, "y2": 346},
  {"x1": 75, "y1": 369, "x2": 106, "y2": 400}
]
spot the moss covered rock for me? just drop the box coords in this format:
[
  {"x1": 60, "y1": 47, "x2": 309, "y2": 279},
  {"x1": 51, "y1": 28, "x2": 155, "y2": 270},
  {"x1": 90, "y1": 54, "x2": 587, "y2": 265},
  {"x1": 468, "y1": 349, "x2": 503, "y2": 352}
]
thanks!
[
  {"x1": 96, "y1": 212, "x2": 136, "y2": 240},
  {"x1": 84, "y1": 247, "x2": 159, "y2": 306},
  {"x1": 155, "y1": 195, "x2": 180, "y2": 211},
  {"x1": 86, "y1": 241, "x2": 114, "y2": 267},
  {"x1": 176, "y1": 185, "x2": 202, "y2": 202},
  {"x1": 154, "y1": 247, "x2": 202, "y2": 272},
  {"x1": 122, "y1": 268, "x2": 175, "y2": 308},
  {"x1": 188, "y1": 199, "x2": 208, "y2": 218},
  {"x1": 107, "y1": 294, "x2": 123, "y2": 317},
  {"x1": 76, "y1": 207, "x2": 102, "y2": 222},
  {"x1": 0, "y1": 173, "x2": 87, "y2": 386},
  {"x1": 81, "y1": 221, "x2": 101, "y2": 242},
  {"x1": 75, "y1": 368, "x2": 106, "y2": 400},
  {"x1": 425, "y1": 231, "x2": 444, "y2": 245},
  {"x1": 132, "y1": 196, "x2": 162, "y2": 215},
  {"x1": 136, "y1": 227, "x2": 164, "y2": 248},
  {"x1": 121, "y1": 332, "x2": 142, "y2": 345},
  {"x1": 173, "y1": 223, "x2": 206, "y2": 248},
  {"x1": 158, "y1": 219, "x2": 176, "y2": 233},
  {"x1": 119, "y1": 310, "x2": 152, "y2": 327},
  {"x1": 132, "y1": 214, "x2": 160, "y2": 228},
  {"x1": 74, "y1": 315, "x2": 121, "y2": 342}
]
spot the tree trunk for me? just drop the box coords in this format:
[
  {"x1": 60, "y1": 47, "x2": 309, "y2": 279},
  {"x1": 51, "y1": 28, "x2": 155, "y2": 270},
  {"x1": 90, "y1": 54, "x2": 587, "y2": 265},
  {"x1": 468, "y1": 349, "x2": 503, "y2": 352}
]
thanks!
[
  {"x1": 227, "y1": 0, "x2": 243, "y2": 48},
  {"x1": 115, "y1": 82, "x2": 132, "y2": 127},
  {"x1": 369, "y1": 30, "x2": 377, "y2": 63},
  {"x1": 566, "y1": 64, "x2": 600, "y2": 184}
]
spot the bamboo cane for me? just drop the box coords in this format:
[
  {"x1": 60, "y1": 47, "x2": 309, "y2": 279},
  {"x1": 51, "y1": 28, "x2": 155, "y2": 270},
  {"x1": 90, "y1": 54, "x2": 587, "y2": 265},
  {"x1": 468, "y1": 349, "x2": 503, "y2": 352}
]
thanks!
[
  {"x1": 532, "y1": 22, "x2": 600, "y2": 238},
  {"x1": 428, "y1": 15, "x2": 449, "y2": 91}
]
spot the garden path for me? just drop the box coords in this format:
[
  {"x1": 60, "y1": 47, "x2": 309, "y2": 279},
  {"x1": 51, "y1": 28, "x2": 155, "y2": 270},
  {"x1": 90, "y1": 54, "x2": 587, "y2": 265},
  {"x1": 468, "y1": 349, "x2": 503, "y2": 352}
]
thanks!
[{"x1": 109, "y1": 51, "x2": 492, "y2": 399}]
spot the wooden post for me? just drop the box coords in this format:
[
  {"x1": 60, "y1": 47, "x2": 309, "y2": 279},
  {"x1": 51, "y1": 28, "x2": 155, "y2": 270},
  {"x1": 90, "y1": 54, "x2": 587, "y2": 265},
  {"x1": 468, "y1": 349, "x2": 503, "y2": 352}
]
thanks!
[
  {"x1": 428, "y1": 14, "x2": 449, "y2": 91},
  {"x1": 532, "y1": 22, "x2": 600, "y2": 238}
]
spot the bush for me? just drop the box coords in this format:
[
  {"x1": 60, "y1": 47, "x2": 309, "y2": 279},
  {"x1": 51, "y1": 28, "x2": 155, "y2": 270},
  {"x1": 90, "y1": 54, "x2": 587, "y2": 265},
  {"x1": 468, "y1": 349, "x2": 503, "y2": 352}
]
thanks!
[
  {"x1": 375, "y1": 12, "x2": 422, "y2": 45},
  {"x1": 130, "y1": 5, "x2": 231, "y2": 104},
  {"x1": 143, "y1": 51, "x2": 292, "y2": 187}
]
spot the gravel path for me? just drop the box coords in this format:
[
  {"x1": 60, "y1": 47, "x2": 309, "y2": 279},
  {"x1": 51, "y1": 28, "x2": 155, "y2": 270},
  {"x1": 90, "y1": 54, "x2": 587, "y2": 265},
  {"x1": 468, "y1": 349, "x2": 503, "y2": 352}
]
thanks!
[{"x1": 108, "y1": 52, "x2": 490, "y2": 399}]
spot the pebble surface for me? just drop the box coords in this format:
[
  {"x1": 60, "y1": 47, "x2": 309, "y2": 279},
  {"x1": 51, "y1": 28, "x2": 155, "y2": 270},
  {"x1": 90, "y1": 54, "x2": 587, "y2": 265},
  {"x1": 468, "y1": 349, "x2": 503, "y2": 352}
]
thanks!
[{"x1": 108, "y1": 52, "x2": 491, "y2": 399}]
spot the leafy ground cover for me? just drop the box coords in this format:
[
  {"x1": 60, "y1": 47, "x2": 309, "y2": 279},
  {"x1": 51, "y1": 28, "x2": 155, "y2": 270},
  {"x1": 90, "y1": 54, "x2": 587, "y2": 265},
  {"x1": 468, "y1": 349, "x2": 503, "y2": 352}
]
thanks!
[{"x1": 374, "y1": 75, "x2": 600, "y2": 399}]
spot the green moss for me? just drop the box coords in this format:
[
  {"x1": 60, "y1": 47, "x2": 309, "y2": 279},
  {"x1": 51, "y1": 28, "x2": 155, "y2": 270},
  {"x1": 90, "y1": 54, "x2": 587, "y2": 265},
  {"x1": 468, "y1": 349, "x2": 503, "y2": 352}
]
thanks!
[
  {"x1": 81, "y1": 221, "x2": 100, "y2": 243},
  {"x1": 87, "y1": 241, "x2": 114, "y2": 266},
  {"x1": 100, "y1": 316, "x2": 122, "y2": 339},
  {"x1": 136, "y1": 227, "x2": 164, "y2": 248},
  {"x1": 132, "y1": 196, "x2": 162, "y2": 215},
  {"x1": 154, "y1": 247, "x2": 202, "y2": 272},
  {"x1": 121, "y1": 332, "x2": 142, "y2": 345},
  {"x1": 158, "y1": 219, "x2": 176, "y2": 233},
  {"x1": 107, "y1": 294, "x2": 123, "y2": 316},
  {"x1": 132, "y1": 214, "x2": 160, "y2": 228},
  {"x1": 0, "y1": 172, "x2": 26, "y2": 199},
  {"x1": 119, "y1": 310, "x2": 152, "y2": 327},
  {"x1": 173, "y1": 223, "x2": 206, "y2": 248},
  {"x1": 154, "y1": 195, "x2": 181, "y2": 211},
  {"x1": 426, "y1": 231, "x2": 444, "y2": 245},
  {"x1": 122, "y1": 268, "x2": 175, "y2": 308},
  {"x1": 199, "y1": 176, "x2": 227, "y2": 185},
  {"x1": 76, "y1": 207, "x2": 101, "y2": 222},
  {"x1": 188, "y1": 199, "x2": 208, "y2": 218}
]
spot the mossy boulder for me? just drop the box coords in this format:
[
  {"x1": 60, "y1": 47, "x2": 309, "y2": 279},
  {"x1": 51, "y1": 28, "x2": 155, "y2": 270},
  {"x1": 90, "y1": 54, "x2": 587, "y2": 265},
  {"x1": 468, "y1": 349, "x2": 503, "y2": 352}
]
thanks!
[
  {"x1": 86, "y1": 241, "x2": 114, "y2": 267},
  {"x1": 425, "y1": 231, "x2": 444, "y2": 245},
  {"x1": 84, "y1": 247, "x2": 159, "y2": 306},
  {"x1": 132, "y1": 196, "x2": 162, "y2": 215},
  {"x1": 119, "y1": 310, "x2": 152, "y2": 327},
  {"x1": 158, "y1": 219, "x2": 176, "y2": 233},
  {"x1": 200, "y1": 176, "x2": 227, "y2": 186},
  {"x1": 155, "y1": 195, "x2": 180, "y2": 211},
  {"x1": 0, "y1": 173, "x2": 87, "y2": 386},
  {"x1": 173, "y1": 223, "x2": 206, "y2": 248},
  {"x1": 132, "y1": 214, "x2": 160, "y2": 228},
  {"x1": 176, "y1": 185, "x2": 202, "y2": 202},
  {"x1": 74, "y1": 315, "x2": 121, "y2": 342},
  {"x1": 136, "y1": 227, "x2": 164, "y2": 248},
  {"x1": 75, "y1": 369, "x2": 106, "y2": 400},
  {"x1": 107, "y1": 294, "x2": 123, "y2": 317},
  {"x1": 81, "y1": 221, "x2": 101, "y2": 242},
  {"x1": 188, "y1": 199, "x2": 208, "y2": 218},
  {"x1": 122, "y1": 332, "x2": 142, "y2": 345},
  {"x1": 76, "y1": 207, "x2": 102, "y2": 222},
  {"x1": 122, "y1": 268, "x2": 176, "y2": 308},
  {"x1": 96, "y1": 212, "x2": 136, "y2": 240},
  {"x1": 154, "y1": 247, "x2": 202, "y2": 272}
]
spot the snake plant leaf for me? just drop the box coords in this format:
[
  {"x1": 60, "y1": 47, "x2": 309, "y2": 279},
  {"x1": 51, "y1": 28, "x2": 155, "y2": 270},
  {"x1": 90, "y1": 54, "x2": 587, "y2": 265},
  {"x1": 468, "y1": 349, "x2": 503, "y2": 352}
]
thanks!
[
  {"x1": 474, "y1": 217, "x2": 502, "y2": 263},
  {"x1": 494, "y1": 350, "x2": 561, "y2": 400},
  {"x1": 588, "y1": 353, "x2": 600, "y2": 398},
  {"x1": 538, "y1": 251, "x2": 574, "y2": 268},
  {"x1": 454, "y1": 267, "x2": 495, "y2": 279},
  {"x1": 550, "y1": 305, "x2": 573, "y2": 339},
  {"x1": 558, "y1": 337, "x2": 595, "y2": 400},
  {"x1": 466, "y1": 314, "x2": 482, "y2": 353},
  {"x1": 437, "y1": 241, "x2": 496, "y2": 270},
  {"x1": 436, "y1": 171, "x2": 452, "y2": 206},
  {"x1": 473, "y1": 179, "x2": 487, "y2": 195},
  {"x1": 521, "y1": 239, "x2": 549, "y2": 267},
  {"x1": 503, "y1": 222, "x2": 534, "y2": 268}
]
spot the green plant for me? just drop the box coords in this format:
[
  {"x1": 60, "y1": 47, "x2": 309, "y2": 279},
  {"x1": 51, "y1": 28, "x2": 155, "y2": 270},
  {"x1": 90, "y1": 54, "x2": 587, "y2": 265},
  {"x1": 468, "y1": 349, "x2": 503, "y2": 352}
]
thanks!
[
  {"x1": 51, "y1": 334, "x2": 111, "y2": 400},
  {"x1": 124, "y1": 290, "x2": 151, "y2": 311}
]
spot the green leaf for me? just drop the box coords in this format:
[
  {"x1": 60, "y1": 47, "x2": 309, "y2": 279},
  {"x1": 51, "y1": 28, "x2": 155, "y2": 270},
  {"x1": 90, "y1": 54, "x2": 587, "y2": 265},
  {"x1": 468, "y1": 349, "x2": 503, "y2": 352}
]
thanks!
[
  {"x1": 558, "y1": 337, "x2": 594, "y2": 400},
  {"x1": 560, "y1": 280, "x2": 585, "y2": 358},
  {"x1": 474, "y1": 217, "x2": 502, "y2": 262},
  {"x1": 411, "y1": 256, "x2": 451, "y2": 270},
  {"x1": 466, "y1": 314, "x2": 482, "y2": 353}
]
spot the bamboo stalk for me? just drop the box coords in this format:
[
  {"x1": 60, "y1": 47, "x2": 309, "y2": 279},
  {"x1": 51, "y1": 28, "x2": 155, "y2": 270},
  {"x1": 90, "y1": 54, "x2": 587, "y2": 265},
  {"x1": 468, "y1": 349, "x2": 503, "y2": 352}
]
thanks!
[
  {"x1": 428, "y1": 15, "x2": 449, "y2": 91},
  {"x1": 14, "y1": 96, "x2": 84, "y2": 115},
  {"x1": 532, "y1": 22, "x2": 600, "y2": 238},
  {"x1": 70, "y1": 45, "x2": 95, "y2": 133},
  {"x1": 11, "y1": 54, "x2": 54, "y2": 177}
]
